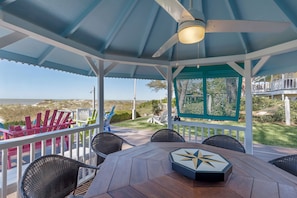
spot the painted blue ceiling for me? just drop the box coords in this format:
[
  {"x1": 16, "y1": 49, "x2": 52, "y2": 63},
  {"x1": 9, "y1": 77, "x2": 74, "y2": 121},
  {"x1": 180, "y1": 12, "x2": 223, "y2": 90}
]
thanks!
[{"x1": 0, "y1": 0, "x2": 297, "y2": 79}]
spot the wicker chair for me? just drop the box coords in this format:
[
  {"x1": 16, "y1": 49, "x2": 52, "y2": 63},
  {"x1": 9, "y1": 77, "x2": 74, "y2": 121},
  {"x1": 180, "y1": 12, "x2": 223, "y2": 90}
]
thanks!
[
  {"x1": 150, "y1": 129, "x2": 185, "y2": 142},
  {"x1": 269, "y1": 154, "x2": 297, "y2": 177},
  {"x1": 202, "y1": 134, "x2": 246, "y2": 153},
  {"x1": 91, "y1": 132, "x2": 135, "y2": 165},
  {"x1": 20, "y1": 154, "x2": 100, "y2": 198}
]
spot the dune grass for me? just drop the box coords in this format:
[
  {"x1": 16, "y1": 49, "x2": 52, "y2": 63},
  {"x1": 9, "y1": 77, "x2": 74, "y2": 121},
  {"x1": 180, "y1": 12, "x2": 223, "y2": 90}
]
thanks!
[{"x1": 113, "y1": 117, "x2": 297, "y2": 149}]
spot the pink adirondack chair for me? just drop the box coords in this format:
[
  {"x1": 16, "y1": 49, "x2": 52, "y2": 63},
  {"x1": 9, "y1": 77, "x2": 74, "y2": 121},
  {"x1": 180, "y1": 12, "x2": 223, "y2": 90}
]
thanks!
[{"x1": 1, "y1": 109, "x2": 73, "y2": 169}]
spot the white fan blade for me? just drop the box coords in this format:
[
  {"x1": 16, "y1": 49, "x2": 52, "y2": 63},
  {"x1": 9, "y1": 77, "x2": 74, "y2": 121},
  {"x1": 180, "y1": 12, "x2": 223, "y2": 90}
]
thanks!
[
  {"x1": 206, "y1": 20, "x2": 290, "y2": 33},
  {"x1": 152, "y1": 34, "x2": 178, "y2": 57},
  {"x1": 155, "y1": 0, "x2": 194, "y2": 23}
]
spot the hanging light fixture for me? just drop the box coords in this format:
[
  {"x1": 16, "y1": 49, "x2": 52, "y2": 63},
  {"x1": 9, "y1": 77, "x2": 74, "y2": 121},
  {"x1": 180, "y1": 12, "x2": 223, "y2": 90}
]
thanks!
[{"x1": 178, "y1": 20, "x2": 205, "y2": 44}]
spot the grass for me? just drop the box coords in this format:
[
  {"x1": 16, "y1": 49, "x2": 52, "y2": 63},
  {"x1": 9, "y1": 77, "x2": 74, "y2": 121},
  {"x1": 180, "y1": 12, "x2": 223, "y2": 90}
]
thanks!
[
  {"x1": 113, "y1": 117, "x2": 297, "y2": 149},
  {"x1": 2, "y1": 99, "x2": 297, "y2": 149}
]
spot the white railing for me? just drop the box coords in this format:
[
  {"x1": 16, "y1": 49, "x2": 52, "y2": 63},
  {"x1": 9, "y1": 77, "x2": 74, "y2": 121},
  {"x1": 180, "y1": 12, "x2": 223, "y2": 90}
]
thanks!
[
  {"x1": 0, "y1": 124, "x2": 100, "y2": 198},
  {"x1": 173, "y1": 121, "x2": 246, "y2": 147},
  {"x1": 253, "y1": 77, "x2": 297, "y2": 93}
]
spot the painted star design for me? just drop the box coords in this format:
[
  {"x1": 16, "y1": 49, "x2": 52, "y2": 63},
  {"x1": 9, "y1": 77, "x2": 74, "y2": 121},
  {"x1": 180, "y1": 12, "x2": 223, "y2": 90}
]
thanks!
[{"x1": 176, "y1": 149, "x2": 224, "y2": 169}]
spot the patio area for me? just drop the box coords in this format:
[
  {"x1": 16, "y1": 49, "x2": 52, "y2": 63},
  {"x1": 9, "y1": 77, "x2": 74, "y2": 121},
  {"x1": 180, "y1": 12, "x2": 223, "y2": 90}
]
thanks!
[{"x1": 3, "y1": 124, "x2": 297, "y2": 197}]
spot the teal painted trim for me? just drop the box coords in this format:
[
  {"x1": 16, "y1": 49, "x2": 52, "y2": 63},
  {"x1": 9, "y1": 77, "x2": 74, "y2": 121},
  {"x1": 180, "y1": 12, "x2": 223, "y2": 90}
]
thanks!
[
  {"x1": 234, "y1": 77, "x2": 243, "y2": 119},
  {"x1": 173, "y1": 77, "x2": 243, "y2": 121},
  {"x1": 177, "y1": 113, "x2": 239, "y2": 121},
  {"x1": 173, "y1": 79, "x2": 181, "y2": 116},
  {"x1": 173, "y1": 64, "x2": 243, "y2": 80},
  {"x1": 203, "y1": 75, "x2": 207, "y2": 115}
]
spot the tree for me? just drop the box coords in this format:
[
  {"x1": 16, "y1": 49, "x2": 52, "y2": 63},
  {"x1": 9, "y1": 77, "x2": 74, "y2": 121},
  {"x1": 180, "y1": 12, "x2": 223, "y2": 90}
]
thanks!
[{"x1": 146, "y1": 80, "x2": 166, "y2": 92}]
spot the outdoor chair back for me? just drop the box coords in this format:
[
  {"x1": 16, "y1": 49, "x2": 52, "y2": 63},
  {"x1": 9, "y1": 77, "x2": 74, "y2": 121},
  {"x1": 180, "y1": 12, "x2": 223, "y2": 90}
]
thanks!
[
  {"x1": 91, "y1": 132, "x2": 135, "y2": 165},
  {"x1": 150, "y1": 129, "x2": 185, "y2": 142},
  {"x1": 269, "y1": 154, "x2": 297, "y2": 177},
  {"x1": 20, "y1": 154, "x2": 100, "y2": 198},
  {"x1": 0, "y1": 110, "x2": 74, "y2": 169},
  {"x1": 202, "y1": 134, "x2": 246, "y2": 153},
  {"x1": 104, "y1": 106, "x2": 115, "y2": 132}
]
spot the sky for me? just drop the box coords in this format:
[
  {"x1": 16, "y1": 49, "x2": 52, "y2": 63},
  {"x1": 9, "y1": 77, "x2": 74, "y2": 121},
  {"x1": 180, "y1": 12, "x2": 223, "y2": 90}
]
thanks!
[{"x1": 0, "y1": 60, "x2": 167, "y2": 101}]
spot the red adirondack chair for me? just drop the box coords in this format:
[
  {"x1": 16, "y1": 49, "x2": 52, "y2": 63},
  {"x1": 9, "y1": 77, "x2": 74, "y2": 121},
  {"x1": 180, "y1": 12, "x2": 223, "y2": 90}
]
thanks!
[{"x1": 1, "y1": 109, "x2": 74, "y2": 169}]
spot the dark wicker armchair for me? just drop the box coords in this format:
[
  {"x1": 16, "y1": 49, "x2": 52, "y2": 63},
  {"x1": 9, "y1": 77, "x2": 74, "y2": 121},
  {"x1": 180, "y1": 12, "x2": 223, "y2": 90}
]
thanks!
[
  {"x1": 20, "y1": 154, "x2": 100, "y2": 198},
  {"x1": 91, "y1": 132, "x2": 135, "y2": 165},
  {"x1": 202, "y1": 134, "x2": 246, "y2": 153},
  {"x1": 150, "y1": 129, "x2": 185, "y2": 142},
  {"x1": 269, "y1": 154, "x2": 297, "y2": 177}
]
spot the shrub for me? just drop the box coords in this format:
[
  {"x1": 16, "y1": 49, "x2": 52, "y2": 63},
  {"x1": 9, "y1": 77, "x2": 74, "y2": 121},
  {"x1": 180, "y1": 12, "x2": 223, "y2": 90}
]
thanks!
[{"x1": 111, "y1": 111, "x2": 140, "y2": 123}]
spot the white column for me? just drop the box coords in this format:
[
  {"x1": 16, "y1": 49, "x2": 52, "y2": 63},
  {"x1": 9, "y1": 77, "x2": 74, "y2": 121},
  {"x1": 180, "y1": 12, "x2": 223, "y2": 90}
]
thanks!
[
  {"x1": 97, "y1": 60, "x2": 104, "y2": 132},
  {"x1": 285, "y1": 96, "x2": 290, "y2": 126},
  {"x1": 167, "y1": 66, "x2": 173, "y2": 128},
  {"x1": 132, "y1": 79, "x2": 137, "y2": 120},
  {"x1": 244, "y1": 60, "x2": 253, "y2": 154}
]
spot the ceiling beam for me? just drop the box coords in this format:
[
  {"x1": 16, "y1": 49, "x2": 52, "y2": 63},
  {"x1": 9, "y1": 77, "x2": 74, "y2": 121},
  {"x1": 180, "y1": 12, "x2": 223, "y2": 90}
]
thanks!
[
  {"x1": 104, "y1": 62, "x2": 117, "y2": 76},
  {"x1": 227, "y1": 62, "x2": 244, "y2": 76},
  {"x1": 138, "y1": 3, "x2": 159, "y2": 57},
  {"x1": 0, "y1": 31, "x2": 27, "y2": 48},
  {"x1": 37, "y1": 46, "x2": 55, "y2": 65},
  {"x1": 62, "y1": 0, "x2": 103, "y2": 37},
  {"x1": 101, "y1": 0, "x2": 137, "y2": 53},
  {"x1": 226, "y1": 0, "x2": 249, "y2": 53},
  {"x1": 173, "y1": 65, "x2": 185, "y2": 79},
  {"x1": 154, "y1": 66, "x2": 167, "y2": 80},
  {"x1": 252, "y1": 55, "x2": 271, "y2": 76},
  {"x1": 129, "y1": 65, "x2": 138, "y2": 78},
  {"x1": 171, "y1": 54, "x2": 246, "y2": 67},
  {"x1": 85, "y1": 56, "x2": 98, "y2": 76},
  {"x1": 274, "y1": 0, "x2": 297, "y2": 31},
  {"x1": 38, "y1": 0, "x2": 102, "y2": 65},
  {"x1": 0, "y1": 0, "x2": 15, "y2": 7},
  {"x1": 246, "y1": 39, "x2": 297, "y2": 60}
]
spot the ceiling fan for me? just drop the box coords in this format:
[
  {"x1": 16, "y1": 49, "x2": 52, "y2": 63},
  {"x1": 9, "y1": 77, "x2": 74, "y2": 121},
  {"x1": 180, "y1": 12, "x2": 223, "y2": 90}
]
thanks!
[{"x1": 152, "y1": 0, "x2": 290, "y2": 58}]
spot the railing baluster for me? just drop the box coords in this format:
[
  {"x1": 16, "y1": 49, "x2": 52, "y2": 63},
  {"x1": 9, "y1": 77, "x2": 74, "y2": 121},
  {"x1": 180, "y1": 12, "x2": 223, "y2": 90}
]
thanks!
[
  {"x1": 172, "y1": 121, "x2": 245, "y2": 144},
  {"x1": 194, "y1": 126, "x2": 197, "y2": 142},
  {"x1": 16, "y1": 146, "x2": 23, "y2": 198},
  {"x1": 61, "y1": 135, "x2": 65, "y2": 156},
  {"x1": 52, "y1": 137, "x2": 56, "y2": 154},
  {"x1": 1, "y1": 150, "x2": 8, "y2": 198}
]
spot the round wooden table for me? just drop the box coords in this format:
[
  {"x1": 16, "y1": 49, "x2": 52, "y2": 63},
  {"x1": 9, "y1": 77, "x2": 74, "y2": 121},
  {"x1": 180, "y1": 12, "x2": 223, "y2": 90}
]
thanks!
[{"x1": 85, "y1": 142, "x2": 297, "y2": 198}]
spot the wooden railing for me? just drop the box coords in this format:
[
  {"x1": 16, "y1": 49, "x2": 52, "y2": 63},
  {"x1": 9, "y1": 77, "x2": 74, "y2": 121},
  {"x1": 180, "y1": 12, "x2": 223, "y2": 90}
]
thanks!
[
  {"x1": 0, "y1": 124, "x2": 100, "y2": 198},
  {"x1": 173, "y1": 121, "x2": 246, "y2": 147}
]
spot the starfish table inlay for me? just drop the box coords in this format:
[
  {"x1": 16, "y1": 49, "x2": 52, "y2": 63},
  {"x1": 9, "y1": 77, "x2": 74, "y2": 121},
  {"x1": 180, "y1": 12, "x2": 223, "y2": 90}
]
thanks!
[{"x1": 176, "y1": 149, "x2": 225, "y2": 169}]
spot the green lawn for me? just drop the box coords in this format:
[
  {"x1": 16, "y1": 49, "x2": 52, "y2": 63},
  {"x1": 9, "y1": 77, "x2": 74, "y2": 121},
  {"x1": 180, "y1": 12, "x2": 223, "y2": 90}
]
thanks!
[{"x1": 113, "y1": 117, "x2": 297, "y2": 149}]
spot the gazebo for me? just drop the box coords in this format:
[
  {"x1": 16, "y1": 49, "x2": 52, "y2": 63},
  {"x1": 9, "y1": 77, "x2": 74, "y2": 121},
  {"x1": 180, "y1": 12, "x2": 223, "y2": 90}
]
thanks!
[{"x1": 1, "y1": 0, "x2": 297, "y2": 156}]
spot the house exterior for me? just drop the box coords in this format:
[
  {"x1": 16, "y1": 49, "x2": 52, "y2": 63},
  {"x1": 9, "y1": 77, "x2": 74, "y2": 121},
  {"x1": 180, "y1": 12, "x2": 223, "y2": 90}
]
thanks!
[{"x1": 252, "y1": 73, "x2": 297, "y2": 100}]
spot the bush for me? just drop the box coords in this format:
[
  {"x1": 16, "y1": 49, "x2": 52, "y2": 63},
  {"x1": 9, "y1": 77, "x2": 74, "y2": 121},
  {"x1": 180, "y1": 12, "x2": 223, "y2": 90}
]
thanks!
[
  {"x1": 3, "y1": 121, "x2": 25, "y2": 129},
  {"x1": 111, "y1": 111, "x2": 140, "y2": 123}
]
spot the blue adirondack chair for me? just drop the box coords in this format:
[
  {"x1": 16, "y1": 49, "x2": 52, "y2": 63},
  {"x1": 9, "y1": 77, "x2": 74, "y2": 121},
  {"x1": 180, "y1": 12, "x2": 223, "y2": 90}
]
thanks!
[{"x1": 104, "y1": 106, "x2": 115, "y2": 132}]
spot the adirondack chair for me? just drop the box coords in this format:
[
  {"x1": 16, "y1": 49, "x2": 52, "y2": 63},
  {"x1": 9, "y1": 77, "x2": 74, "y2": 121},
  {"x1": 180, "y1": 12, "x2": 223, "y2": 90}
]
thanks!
[
  {"x1": 104, "y1": 106, "x2": 115, "y2": 132},
  {"x1": 76, "y1": 109, "x2": 97, "y2": 126},
  {"x1": 76, "y1": 109, "x2": 98, "y2": 141},
  {"x1": 0, "y1": 109, "x2": 74, "y2": 169}
]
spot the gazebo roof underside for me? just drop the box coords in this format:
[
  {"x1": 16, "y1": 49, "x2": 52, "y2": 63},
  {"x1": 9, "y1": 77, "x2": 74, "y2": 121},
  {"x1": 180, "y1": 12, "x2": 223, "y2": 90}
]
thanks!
[{"x1": 1, "y1": 0, "x2": 297, "y2": 79}]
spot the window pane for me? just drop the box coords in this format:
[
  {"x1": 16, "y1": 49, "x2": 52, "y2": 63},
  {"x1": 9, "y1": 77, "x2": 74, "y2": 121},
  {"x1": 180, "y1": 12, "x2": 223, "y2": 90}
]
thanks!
[
  {"x1": 176, "y1": 78, "x2": 203, "y2": 114},
  {"x1": 206, "y1": 77, "x2": 238, "y2": 117}
]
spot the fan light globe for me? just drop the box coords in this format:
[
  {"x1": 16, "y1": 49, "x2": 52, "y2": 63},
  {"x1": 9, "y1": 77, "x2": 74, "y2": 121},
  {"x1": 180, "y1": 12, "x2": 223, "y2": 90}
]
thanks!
[{"x1": 178, "y1": 20, "x2": 205, "y2": 44}]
